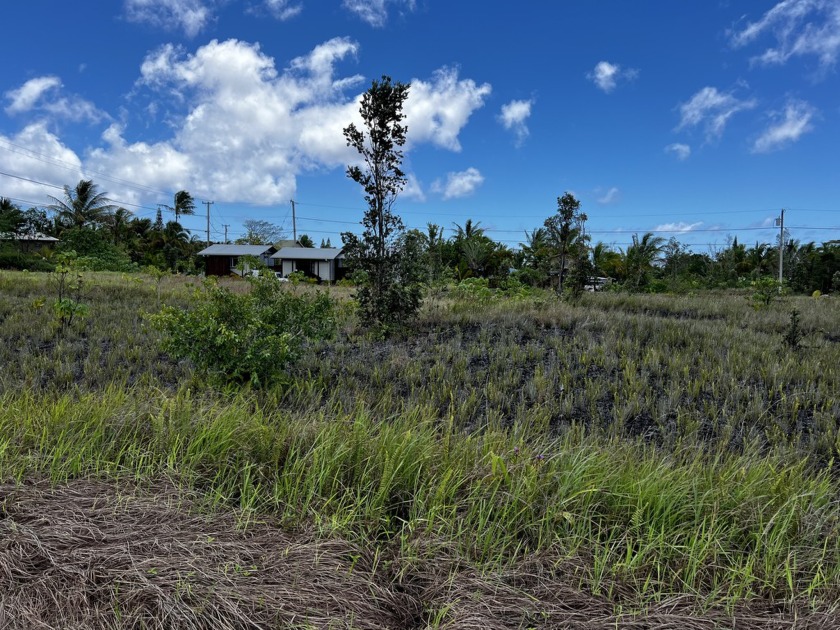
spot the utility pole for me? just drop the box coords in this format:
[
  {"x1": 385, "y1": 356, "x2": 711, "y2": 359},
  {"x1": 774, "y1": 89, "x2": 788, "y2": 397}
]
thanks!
[
  {"x1": 776, "y1": 208, "x2": 785, "y2": 291},
  {"x1": 290, "y1": 199, "x2": 297, "y2": 241},
  {"x1": 203, "y1": 200, "x2": 214, "y2": 246},
  {"x1": 223, "y1": 224, "x2": 230, "y2": 243}
]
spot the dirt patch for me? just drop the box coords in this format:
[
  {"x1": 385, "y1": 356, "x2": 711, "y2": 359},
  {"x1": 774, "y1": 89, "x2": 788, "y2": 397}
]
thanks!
[{"x1": 1, "y1": 479, "x2": 836, "y2": 629}]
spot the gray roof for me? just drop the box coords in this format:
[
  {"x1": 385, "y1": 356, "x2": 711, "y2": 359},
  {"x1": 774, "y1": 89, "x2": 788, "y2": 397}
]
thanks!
[
  {"x1": 0, "y1": 232, "x2": 59, "y2": 242},
  {"x1": 272, "y1": 247, "x2": 343, "y2": 260},
  {"x1": 197, "y1": 244, "x2": 275, "y2": 256},
  {"x1": 273, "y1": 239, "x2": 302, "y2": 248}
]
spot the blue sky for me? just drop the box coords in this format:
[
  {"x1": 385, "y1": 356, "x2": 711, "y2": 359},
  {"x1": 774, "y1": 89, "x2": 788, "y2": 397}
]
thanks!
[{"x1": 1, "y1": 0, "x2": 838, "y2": 250}]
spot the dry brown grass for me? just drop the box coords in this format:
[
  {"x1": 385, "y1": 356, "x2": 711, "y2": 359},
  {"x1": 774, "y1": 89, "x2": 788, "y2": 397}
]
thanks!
[{"x1": 2, "y1": 479, "x2": 836, "y2": 629}]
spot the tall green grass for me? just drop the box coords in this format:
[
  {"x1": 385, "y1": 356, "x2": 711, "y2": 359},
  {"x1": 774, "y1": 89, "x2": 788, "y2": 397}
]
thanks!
[
  {"x1": 1, "y1": 270, "x2": 839, "y2": 611},
  {"x1": 1, "y1": 385, "x2": 838, "y2": 607}
]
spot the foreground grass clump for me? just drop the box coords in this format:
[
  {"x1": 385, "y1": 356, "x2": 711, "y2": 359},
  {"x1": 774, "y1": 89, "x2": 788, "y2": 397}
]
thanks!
[
  {"x1": 1, "y1": 270, "x2": 839, "y2": 621},
  {"x1": 2, "y1": 386, "x2": 839, "y2": 610}
]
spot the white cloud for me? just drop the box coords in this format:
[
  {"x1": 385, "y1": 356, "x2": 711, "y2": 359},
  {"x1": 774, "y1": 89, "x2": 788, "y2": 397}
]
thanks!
[
  {"x1": 498, "y1": 99, "x2": 533, "y2": 146},
  {"x1": 4, "y1": 75, "x2": 104, "y2": 123},
  {"x1": 677, "y1": 87, "x2": 757, "y2": 140},
  {"x1": 664, "y1": 143, "x2": 691, "y2": 160},
  {"x1": 405, "y1": 67, "x2": 491, "y2": 151},
  {"x1": 752, "y1": 99, "x2": 816, "y2": 153},
  {"x1": 263, "y1": 0, "x2": 302, "y2": 20},
  {"x1": 596, "y1": 187, "x2": 620, "y2": 204},
  {"x1": 124, "y1": 0, "x2": 212, "y2": 37},
  {"x1": 402, "y1": 173, "x2": 425, "y2": 201},
  {"x1": 78, "y1": 38, "x2": 490, "y2": 205},
  {"x1": 342, "y1": 0, "x2": 415, "y2": 27},
  {"x1": 653, "y1": 221, "x2": 704, "y2": 233},
  {"x1": 0, "y1": 123, "x2": 84, "y2": 201},
  {"x1": 431, "y1": 167, "x2": 484, "y2": 200},
  {"x1": 730, "y1": 0, "x2": 840, "y2": 68},
  {"x1": 5, "y1": 76, "x2": 62, "y2": 114},
  {"x1": 587, "y1": 61, "x2": 638, "y2": 93}
]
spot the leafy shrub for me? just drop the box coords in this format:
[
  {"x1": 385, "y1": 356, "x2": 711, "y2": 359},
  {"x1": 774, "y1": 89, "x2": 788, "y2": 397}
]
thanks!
[
  {"x1": 50, "y1": 251, "x2": 89, "y2": 332},
  {"x1": 58, "y1": 228, "x2": 134, "y2": 272},
  {"x1": 0, "y1": 246, "x2": 55, "y2": 271},
  {"x1": 149, "y1": 275, "x2": 337, "y2": 386},
  {"x1": 751, "y1": 276, "x2": 780, "y2": 309},
  {"x1": 453, "y1": 277, "x2": 493, "y2": 303}
]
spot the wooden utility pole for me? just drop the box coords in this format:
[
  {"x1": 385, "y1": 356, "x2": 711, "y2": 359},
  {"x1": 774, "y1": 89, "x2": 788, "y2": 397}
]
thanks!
[
  {"x1": 223, "y1": 224, "x2": 229, "y2": 243},
  {"x1": 776, "y1": 208, "x2": 785, "y2": 290},
  {"x1": 290, "y1": 199, "x2": 297, "y2": 241},
  {"x1": 203, "y1": 200, "x2": 214, "y2": 246}
]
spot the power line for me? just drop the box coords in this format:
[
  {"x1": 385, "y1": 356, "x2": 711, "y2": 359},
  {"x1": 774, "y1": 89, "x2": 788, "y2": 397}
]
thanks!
[
  {"x1": 0, "y1": 139, "x2": 173, "y2": 198},
  {"x1": 289, "y1": 212, "x2": 837, "y2": 235},
  {"x1": 0, "y1": 170, "x2": 164, "y2": 214}
]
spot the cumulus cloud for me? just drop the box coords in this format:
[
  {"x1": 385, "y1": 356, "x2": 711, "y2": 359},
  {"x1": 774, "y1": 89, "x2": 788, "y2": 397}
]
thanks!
[
  {"x1": 752, "y1": 99, "x2": 816, "y2": 153},
  {"x1": 596, "y1": 187, "x2": 620, "y2": 204},
  {"x1": 4, "y1": 76, "x2": 104, "y2": 123},
  {"x1": 431, "y1": 167, "x2": 484, "y2": 200},
  {"x1": 76, "y1": 38, "x2": 491, "y2": 205},
  {"x1": 664, "y1": 143, "x2": 691, "y2": 160},
  {"x1": 402, "y1": 173, "x2": 425, "y2": 201},
  {"x1": 653, "y1": 221, "x2": 704, "y2": 233},
  {"x1": 342, "y1": 0, "x2": 415, "y2": 27},
  {"x1": 0, "y1": 123, "x2": 84, "y2": 201},
  {"x1": 5, "y1": 76, "x2": 62, "y2": 114},
  {"x1": 498, "y1": 99, "x2": 533, "y2": 146},
  {"x1": 587, "y1": 61, "x2": 638, "y2": 93},
  {"x1": 677, "y1": 87, "x2": 757, "y2": 140},
  {"x1": 263, "y1": 0, "x2": 302, "y2": 20},
  {"x1": 124, "y1": 0, "x2": 212, "y2": 37},
  {"x1": 405, "y1": 67, "x2": 491, "y2": 151},
  {"x1": 730, "y1": 0, "x2": 840, "y2": 68}
]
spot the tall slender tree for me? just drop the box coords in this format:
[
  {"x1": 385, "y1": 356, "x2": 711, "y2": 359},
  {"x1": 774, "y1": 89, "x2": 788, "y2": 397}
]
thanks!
[
  {"x1": 340, "y1": 75, "x2": 422, "y2": 330},
  {"x1": 544, "y1": 192, "x2": 588, "y2": 292}
]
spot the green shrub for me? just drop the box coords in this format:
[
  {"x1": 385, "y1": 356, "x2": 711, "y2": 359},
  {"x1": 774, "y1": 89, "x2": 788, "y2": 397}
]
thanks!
[
  {"x1": 149, "y1": 275, "x2": 337, "y2": 386},
  {"x1": 0, "y1": 246, "x2": 55, "y2": 271},
  {"x1": 751, "y1": 276, "x2": 780, "y2": 308},
  {"x1": 453, "y1": 277, "x2": 493, "y2": 303}
]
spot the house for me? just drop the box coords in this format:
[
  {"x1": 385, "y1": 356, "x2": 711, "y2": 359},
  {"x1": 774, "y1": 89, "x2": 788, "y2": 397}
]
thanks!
[
  {"x1": 0, "y1": 232, "x2": 59, "y2": 253},
  {"x1": 197, "y1": 244, "x2": 277, "y2": 276},
  {"x1": 271, "y1": 247, "x2": 345, "y2": 282}
]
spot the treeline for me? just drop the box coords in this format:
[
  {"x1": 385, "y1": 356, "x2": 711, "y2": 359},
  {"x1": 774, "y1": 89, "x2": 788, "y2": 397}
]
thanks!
[
  {"x1": 411, "y1": 193, "x2": 840, "y2": 295},
  {"x1": 0, "y1": 181, "x2": 205, "y2": 273},
  {"x1": 1, "y1": 181, "x2": 838, "y2": 294}
]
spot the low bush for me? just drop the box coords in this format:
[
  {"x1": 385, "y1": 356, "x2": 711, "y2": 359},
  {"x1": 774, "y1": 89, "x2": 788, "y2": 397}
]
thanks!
[{"x1": 149, "y1": 275, "x2": 337, "y2": 386}]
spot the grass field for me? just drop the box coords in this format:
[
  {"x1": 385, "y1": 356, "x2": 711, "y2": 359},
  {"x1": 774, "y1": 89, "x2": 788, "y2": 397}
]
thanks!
[{"x1": 1, "y1": 270, "x2": 839, "y2": 628}]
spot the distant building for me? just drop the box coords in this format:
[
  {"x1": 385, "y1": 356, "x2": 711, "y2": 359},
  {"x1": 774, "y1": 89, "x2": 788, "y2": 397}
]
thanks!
[
  {"x1": 0, "y1": 232, "x2": 59, "y2": 253},
  {"x1": 197, "y1": 244, "x2": 277, "y2": 276},
  {"x1": 271, "y1": 247, "x2": 345, "y2": 282}
]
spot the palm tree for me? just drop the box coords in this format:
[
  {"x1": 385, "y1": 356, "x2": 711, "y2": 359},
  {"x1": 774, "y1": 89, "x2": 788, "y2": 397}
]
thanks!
[
  {"x1": 452, "y1": 219, "x2": 484, "y2": 241},
  {"x1": 161, "y1": 221, "x2": 191, "y2": 270},
  {"x1": 48, "y1": 179, "x2": 115, "y2": 230},
  {"x1": 425, "y1": 223, "x2": 445, "y2": 281},
  {"x1": 460, "y1": 238, "x2": 490, "y2": 276},
  {"x1": 108, "y1": 207, "x2": 132, "y2": 245},
  {"x1": 520, "y1": 228, "x2": 548, "y2": 267},
  {"x1": 170, "y1": 190, "x2": 195, "y2": 223},
  {"x1": 623, "y1": 232, "x2": 665, "y2": 289}
]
